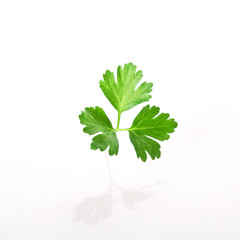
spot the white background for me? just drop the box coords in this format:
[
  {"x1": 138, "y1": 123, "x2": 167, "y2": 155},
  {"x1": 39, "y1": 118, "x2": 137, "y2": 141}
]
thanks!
[{"x1": 0, "y1": 0, "x2": 240, "y2": 239}]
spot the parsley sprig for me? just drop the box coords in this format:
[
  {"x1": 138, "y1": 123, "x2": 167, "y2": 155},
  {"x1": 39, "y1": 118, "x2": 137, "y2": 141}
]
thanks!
[{"x1": 79, "y1": 63, "x2": 177, "y2": 161}]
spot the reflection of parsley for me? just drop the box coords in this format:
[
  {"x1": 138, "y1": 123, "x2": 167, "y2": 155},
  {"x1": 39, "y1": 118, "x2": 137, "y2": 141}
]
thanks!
[{"x1": 79, "y1": 63, "x2": 178, "y2": 161}]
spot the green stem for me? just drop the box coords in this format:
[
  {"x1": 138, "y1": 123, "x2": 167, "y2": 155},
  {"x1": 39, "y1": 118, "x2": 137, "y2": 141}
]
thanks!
[
  {"x1": 116, "y1": 128, "x2": 131, "y2": 131},
  {"x1": 115, "y1": 110, "x2": 131, "y2": 132},
  {"x1": 116, "y1": 111, "x2": 121, "y2": 130}
]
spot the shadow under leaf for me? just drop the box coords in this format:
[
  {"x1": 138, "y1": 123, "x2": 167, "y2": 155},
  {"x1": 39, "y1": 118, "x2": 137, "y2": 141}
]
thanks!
[
  {"x1": 73, "y1": 192, "x2": 112, "y2": 224},
  {"x1": 73, "y1": 180, "x2": 165, "y2": 225},
  {"x1": 73, "y1": 153, "x2": 166, "y2": 225}
]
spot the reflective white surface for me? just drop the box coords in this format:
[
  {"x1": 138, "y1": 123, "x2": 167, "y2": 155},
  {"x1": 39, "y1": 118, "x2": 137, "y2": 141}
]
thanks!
[{"x1": 0, "y1": 0, "x2": 240, "y2": 239}]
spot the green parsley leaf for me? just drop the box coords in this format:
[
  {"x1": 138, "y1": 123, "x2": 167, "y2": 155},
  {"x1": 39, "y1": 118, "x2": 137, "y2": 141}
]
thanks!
[
  {"x1": 79, "y1": 106, "x2": 119, "y2": 156},
  {"x1": 128, "y1": 105, "x2": 178, "y2": 162},
  {"x1": 79, "y1": 63, "x2": 178, "y2": 161},
  {"x1": 99, "y1": 63, "x2": 153, "y2": 113}
]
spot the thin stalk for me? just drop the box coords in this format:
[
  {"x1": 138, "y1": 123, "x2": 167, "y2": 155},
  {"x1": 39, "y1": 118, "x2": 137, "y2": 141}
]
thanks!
[
  {"x1": 116, "y1": 111, "x2": 121, "y2": 130},
  {"x1": 105, "y1": 152, "x2": 112, "y2": 182},
  {"x1": 105, "y1": 151, "x2": 112, "y2": 195},
  {"x1": 116, "y1": 128, "x2": 131, "y2": 131}
]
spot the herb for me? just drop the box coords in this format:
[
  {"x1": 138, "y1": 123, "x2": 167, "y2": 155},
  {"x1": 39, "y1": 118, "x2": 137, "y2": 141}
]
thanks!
[{"x1": 79, "y1": 63, "x2": 178, "y2": 161}]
